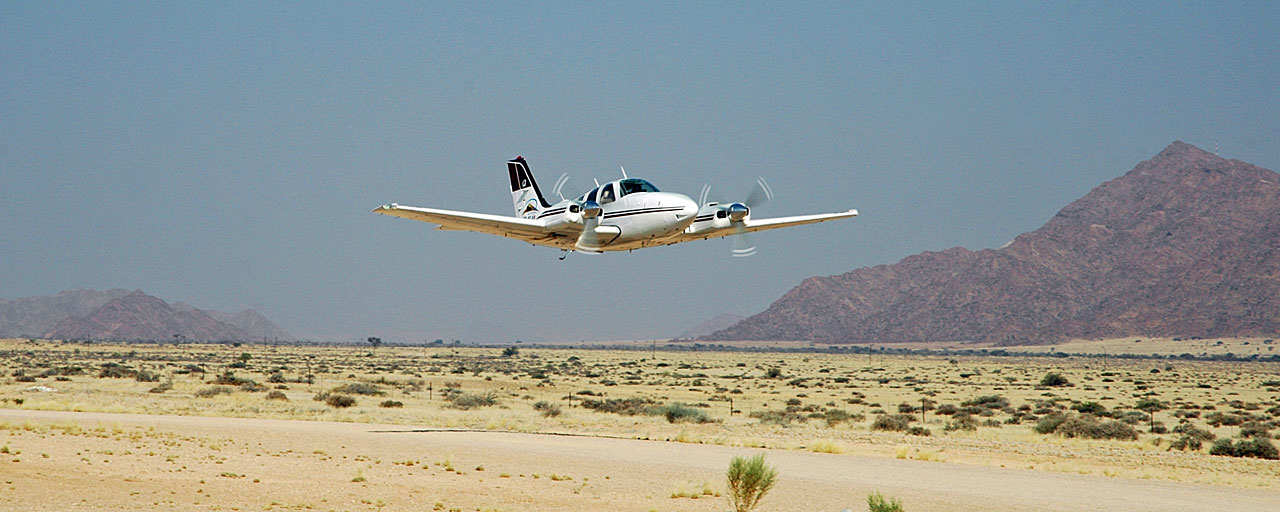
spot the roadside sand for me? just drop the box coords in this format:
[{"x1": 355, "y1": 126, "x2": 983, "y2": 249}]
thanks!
[{"x1": 2, "y1": 409, "x2": 1276, "y2": 511}]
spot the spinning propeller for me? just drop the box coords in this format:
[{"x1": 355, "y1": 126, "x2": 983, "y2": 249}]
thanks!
[{"x1": 700, "y1": 177, "x2": 774, "y2": 257}]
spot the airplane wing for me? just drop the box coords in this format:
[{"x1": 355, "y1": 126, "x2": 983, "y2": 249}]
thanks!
[
  {"x1": 740, "y1": 209, "x2": 859, "y2": 234},
  {"x1": 664, "y1": 209, "x2": 859, "y2": 246},
  {"x1": 372, "y1": 204, "x2": 573, "y2": 246}
]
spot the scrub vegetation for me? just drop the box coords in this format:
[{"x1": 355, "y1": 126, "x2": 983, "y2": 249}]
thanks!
[{"x1": 2, "y1": 337, "x2": 1279, "y2": 491}]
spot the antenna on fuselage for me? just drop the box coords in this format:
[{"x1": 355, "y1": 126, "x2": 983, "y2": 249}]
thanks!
[{"x1": 620, "y1": 166, "x2": 628, "y2": 179}]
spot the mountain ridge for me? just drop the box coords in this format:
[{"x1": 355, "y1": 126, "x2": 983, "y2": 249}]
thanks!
[
  {"x1": 705, "y1": 142, "x2": 1280, "y2": 344},
  {"x1": 1, "y1": 289, "x2": 293, "y2": 342}
]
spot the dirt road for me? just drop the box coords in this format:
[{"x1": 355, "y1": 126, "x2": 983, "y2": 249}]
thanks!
[{"x1": 1, "y1": 409, "x2": 1274, "y2": 511}]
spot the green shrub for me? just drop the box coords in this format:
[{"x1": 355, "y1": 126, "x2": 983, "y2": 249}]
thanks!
[
  {"x1": 1040, "y1": 372, "x2": 1071, "y2": 387},
  {"x1": 657, "y1": 403, "x2": 713, "y2": 424},
  {"x1": 726, "y1": 454, "x2": 777, "y2": 512},
  {"x1": 961, "y1": 395, "x2": 1008, "y2": 409},
  {"x1": 1072, "y1": 401, "x2": 1106, "y2": 415},
  {"x1": 867, "y1": 491, "x2": 905, "y2": 512},
  {"x1": 501, "y1": 346, "x2": 519, "y2": 357},
  {"x1": 1210, "y1": 438, "x2": 1279, "y2": 459},
  {"x1": 1038, "y1": 413, "x2": 1137, "y2": 440},
  {"x1": 906, "y1": 426, "x2": 931, "y2": 437},
  {"x1": 1034, "y1": 413, "x2": 1068, "y2": 434}
]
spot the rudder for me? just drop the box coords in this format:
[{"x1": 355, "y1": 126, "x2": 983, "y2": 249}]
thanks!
[{"x1": 508, "y1": 156, "x2": 552, "y2": 218}]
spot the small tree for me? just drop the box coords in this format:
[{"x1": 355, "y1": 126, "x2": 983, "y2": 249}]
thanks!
[
  {"x1": 367, "y1": 337, "x2": 382, "y2": 349},
  {"x1": 502, "y1": 346, "x2": 519, "y2": 357},
  {"x1": 1135, "y1": 398, "x2": 1165, "y2": 431},
  {"x1": 726, "y1": 454, "x2": 777, "y2": 512}
]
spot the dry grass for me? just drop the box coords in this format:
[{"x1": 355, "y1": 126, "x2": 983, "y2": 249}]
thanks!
[{"x1": 1, "y1": 337, "x2": 1279, "y2": 491}]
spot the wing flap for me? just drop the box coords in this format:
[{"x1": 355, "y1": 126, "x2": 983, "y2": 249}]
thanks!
[{"x1": 373, "y1": 204, "x2": 562, "y2": 242}]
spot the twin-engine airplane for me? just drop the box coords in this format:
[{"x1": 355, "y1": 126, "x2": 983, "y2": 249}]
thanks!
[{"x1": 374, "y1": 156, "x2": 857, "y2": 258}]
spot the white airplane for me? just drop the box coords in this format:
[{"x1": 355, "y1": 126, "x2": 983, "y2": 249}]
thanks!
[{"x1": 374, "y1": 156, "x2": 857, "y2": 258}]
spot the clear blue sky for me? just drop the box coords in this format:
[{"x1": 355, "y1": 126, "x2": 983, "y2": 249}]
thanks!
[{"x1": 2, "y1": 2, "x2": 1277, "y2": 342}]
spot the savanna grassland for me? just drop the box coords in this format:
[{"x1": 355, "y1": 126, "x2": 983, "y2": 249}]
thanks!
[{"x1": 2, "y1": 338, "x2": 1279, "y2": 511}]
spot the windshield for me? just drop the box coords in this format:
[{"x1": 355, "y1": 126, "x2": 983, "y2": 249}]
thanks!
[{"x1": 618, "y1": 178, "x2": 660, "y2": 197}]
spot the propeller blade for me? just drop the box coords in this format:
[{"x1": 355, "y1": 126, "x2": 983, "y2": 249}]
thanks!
[
  {"x1": 698, "y1": 183, "x2": 712, "y2": 206},
  {"x1": 745, "y1": 176, "x2": 774, "y2": 208},
  {"x1": 552, "y1": 173, "x2": 571, "y2": 200},
  {"x1": 730, "y1": 223, "x2": 756, "y2": 257}
]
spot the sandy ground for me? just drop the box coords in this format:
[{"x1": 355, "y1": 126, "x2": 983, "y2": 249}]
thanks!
[{"x1": 2, "y1": 410, "x2": 1276, "y2": 512}]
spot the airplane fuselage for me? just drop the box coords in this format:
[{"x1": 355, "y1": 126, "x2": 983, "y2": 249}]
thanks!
[{"x1": 531, "y1": 182, "x2": 699, "y2": 251}]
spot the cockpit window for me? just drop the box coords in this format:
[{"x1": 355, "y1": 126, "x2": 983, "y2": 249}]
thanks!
[
  {"x1": 586, "y1": 189, "x2": 598, "y2": 202},
  {"x1": 599, "y1": 183, "x2": 616, "y2": 204},
  {"x1": 618, "y1": 178, "x2": 659, "y2": 197}
]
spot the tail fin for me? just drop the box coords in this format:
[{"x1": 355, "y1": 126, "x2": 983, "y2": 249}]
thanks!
[{"x1": 508, "y1": 156, "x2": 553, "y2": 218}]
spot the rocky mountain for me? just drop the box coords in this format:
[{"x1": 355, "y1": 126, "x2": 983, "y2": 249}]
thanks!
[
  {"x1": 44, "y1": 290, "x2": 257, "y2": 342},
  {"x1": 679, "y1": 313, "x2": 745, "y2": 339},
  {"x1": 0, "y1": 289, "x2": 130, "y2": 338},
  {"x1": 174, "y1": 303, "x2": 295, "y2": 342},
  {"x1": 1, "y1": 289, "x2": 292, "y2": 342},
  {"x1": 705, "y1": 142, "x2": 1280, "y2": 344}
]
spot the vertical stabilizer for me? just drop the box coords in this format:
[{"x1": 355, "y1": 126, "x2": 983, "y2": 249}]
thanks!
[{"x1": 508, "y1": 156, "x2": 552, "y2": 218}]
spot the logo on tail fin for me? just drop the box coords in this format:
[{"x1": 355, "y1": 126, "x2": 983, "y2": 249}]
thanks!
[{"x1": 509, "y1": 156, "x2": 552, "y2": 217}]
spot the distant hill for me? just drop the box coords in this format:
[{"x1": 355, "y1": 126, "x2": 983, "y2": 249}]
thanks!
[
  {"x1": 678, "y1": 313, "x2": 745, "y2": 339},
  {"x1": 0, "y1": 289, "x2": 130, "y2": 338},
  {"x1": 174, "y1": 303, "x2": 295, "y2": 342},
  {"x1": 1, "y1": 289, "x2": 292, "y2": 342},
  {"x1": 705, "y1": 141, "x2": 1280, "y2": 344}
]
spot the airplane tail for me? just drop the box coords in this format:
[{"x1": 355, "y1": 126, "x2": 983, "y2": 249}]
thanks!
[{"x1": 508, "y1": 156, "x2": 553, "y2": 218}]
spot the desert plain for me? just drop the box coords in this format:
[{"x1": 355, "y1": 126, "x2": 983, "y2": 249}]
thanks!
[{"x1": 2, "y1": 338, "x2": 1279, "y2": 511}]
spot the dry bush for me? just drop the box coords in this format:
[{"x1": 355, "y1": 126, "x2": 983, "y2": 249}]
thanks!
[
  {"x1": 448, "y1": 392, "x2": 497, "y2": 410},
  {"x1": 871, "y1": 414, "x2": 914, "y2": 432},
  {"x1": 194, "y1": 386, "x2": 235, "y2": 398},
  {"x1": 533, "y1": 401, "x2": 562, "y2": 417},
  {"x1": 580, "y1": 397, "x2": 657, "y2": 416},
  {"x1": 332, "y1": 382, "x2": 385, "y2": 396},
  {"x1": 325, "y1": 394, "x2": 356, "y2": 408},
  {"x1": 1037, "y1": 413, "x2": 1137, "y2": 440},
  {"x1": 265, "y1": 390, "x2": 288, "y2": 401}
]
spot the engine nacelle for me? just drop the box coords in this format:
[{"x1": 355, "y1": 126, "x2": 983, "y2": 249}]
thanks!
[{"x1": 581, "y1": 200, "x2": 602, "y2": 220}]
